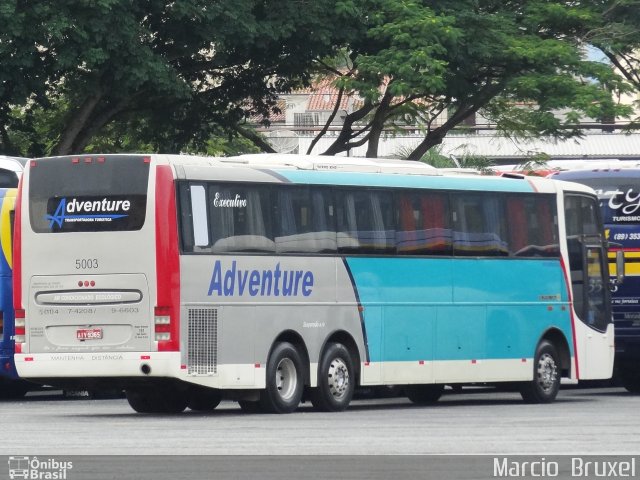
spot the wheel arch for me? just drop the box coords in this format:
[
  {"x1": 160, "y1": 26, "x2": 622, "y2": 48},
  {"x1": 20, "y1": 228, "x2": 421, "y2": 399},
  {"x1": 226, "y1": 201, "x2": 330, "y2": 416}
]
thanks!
[
  {"x1": 320, "y1": 330, "x2": 362, "y2": 386},
  {"x1": 540, "y1": 327, "x2": 571, "y2": 377},
  {"x1": 271, "y1": 330, "x2": 311, "y2": 386}
]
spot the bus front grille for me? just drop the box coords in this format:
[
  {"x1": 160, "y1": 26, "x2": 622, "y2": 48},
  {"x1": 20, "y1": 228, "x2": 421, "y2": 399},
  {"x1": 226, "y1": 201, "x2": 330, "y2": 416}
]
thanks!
[{"x1": 187, "y1": 308, "x2": 218, "y2": 375}]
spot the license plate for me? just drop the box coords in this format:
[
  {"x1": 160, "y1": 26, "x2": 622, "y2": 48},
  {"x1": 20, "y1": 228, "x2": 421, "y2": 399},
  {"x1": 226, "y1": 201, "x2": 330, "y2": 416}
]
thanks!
[{"x1": 76, "y1": 328, "x2": 103, "y2": 340}]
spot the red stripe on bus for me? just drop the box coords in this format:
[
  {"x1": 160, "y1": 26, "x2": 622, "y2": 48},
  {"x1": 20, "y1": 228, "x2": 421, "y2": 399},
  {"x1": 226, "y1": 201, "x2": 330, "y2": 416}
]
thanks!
[
  {"x1": 13, "y1": 178, "x2": 23, "y2": 319},
  {"x1": 559, "y1": 256, "x2": 580, "y2": 379},
  {"x1": 155, "y1": 164, "x2": 180, "y2": 352}
]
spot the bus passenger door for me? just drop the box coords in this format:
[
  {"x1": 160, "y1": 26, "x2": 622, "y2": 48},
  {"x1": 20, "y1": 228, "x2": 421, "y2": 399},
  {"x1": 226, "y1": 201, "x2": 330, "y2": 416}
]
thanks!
[{"x1": 564, "y1": 193, "x2": 614, "y2": 379}]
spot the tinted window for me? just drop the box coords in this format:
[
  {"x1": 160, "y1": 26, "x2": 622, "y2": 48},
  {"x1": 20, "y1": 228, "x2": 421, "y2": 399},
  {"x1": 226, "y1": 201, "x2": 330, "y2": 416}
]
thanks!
[
  {"x1": 336, "y1": 189, "x2": 395, "y2": 254},
  {"x1": 452, "y1": 193, "x2": 508, "y2": 256},
  {"x1": 565, "y1": 195, "x2": 600, "y2": 237},
  {"x1": 0, "y1": 169, "x2": 19, "y2": 188},
  {"x1": 274, "y1": 187, "x2": 336, "y2": 253},
  {"x1": 208, "y1": 184, "x2": 274, "y2": 253},
  {"x1": 396, "y1": 191, "x2": 452, "y2": 255},
  {"x1": 565, "y1": 194, "x2": 609, "y2": 331},
  {"x1": 29, "y1": 156, "x2": 149, "y2": 233},
  {"x1": 179, "y1": 182, "x2": 560, "y2": 259},
  {"x1": 506, "y1": 195, "x2": 559, "y2": 257}
]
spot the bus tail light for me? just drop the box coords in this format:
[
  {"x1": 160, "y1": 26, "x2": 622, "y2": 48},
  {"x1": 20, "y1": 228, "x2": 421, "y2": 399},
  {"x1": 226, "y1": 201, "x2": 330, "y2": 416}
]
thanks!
[
  {"x1": 14, "y1": 310, "x2": 26, "y2": 352},
  {"x1": 154, "y1": 306, "x2": 172, "y2": 343}
]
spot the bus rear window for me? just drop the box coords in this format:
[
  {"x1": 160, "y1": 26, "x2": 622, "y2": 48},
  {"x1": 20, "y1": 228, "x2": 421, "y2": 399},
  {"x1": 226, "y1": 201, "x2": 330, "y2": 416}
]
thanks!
[{"x1": 29, "y1": 155, "x2": 150, "y2": 233}]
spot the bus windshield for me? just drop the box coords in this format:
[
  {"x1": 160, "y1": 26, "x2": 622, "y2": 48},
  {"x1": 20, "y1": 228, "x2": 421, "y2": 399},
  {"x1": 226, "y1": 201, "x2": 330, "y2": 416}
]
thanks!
[{"x1": 28, "y1": 155, "x2": 150, "y2": 233}]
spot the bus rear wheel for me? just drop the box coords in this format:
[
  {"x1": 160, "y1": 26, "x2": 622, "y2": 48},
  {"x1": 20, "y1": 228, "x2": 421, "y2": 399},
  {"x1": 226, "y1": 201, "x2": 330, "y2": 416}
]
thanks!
[
  {"x1": 0, "y1": 379, "x2": 30, "y2": 399},
  {"x1": 259, "y1": 342, "x2": 304, "y2": 414},
  {"x1": 311, "y1": 342, "x2": 355, "y2": 412},
  {"x1": 405, "y1": 384, "x2": 444, "y2": 404},
  {"x1": 520, "y1": 340, "x2": 560, "y2": 403},
  {"x1": 188, "y1": 386, "x2": 222, "y2": 411},
  {"x1": 126, "y1": 387, "x2": 189, "y2": 414}
]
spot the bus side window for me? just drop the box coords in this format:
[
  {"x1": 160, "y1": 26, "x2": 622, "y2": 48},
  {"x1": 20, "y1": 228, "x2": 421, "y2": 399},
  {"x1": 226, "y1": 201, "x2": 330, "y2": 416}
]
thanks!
[
  {"x1": 190, "y1": 185, "x2": 210, "y2": 248},
  {"x1": 274, "y1": 187, "x2": 336, "y2": 254},
  {"x1": 336, "y1": 190, "x2": 395, "y2": 254},
  {"x1": 396, "y1": 191, "x2": 452, "y2": 255},
  {"x1": 452, "y1": 194, "x2": 508, "y2": 257},
  {"x1": 208, "y1": 184, "x2": 274, "y2": 253},
  {"x1": 178, "y1": 183, "x2": 210, "y2": 253},
  {"x1": 506, "y1": 195, "x2": 559, "y2": 257}
]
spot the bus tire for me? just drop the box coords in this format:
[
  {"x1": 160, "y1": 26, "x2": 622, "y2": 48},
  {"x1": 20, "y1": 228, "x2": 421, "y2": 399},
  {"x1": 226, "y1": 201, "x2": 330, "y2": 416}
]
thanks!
[
  {"x1": 126, "y1": 389, "x2": 158, "y2": 413},
  {"x1": 405, "y1": 384, "x2": 444, "y2": 404},
  {"x1": 259, "y1": 342, "x2": 304, "y2": 414},
  {"x1": 188, "y1": 387, "x2": 222, "y2": 411},
  {"x1": 310, "y1": 342, "x2": 355, "y2": 412},
  {"x1": 126, "y1": 387, "x2": 189, "y2": 414},
  {"x1": 520, "y1": 340, "x2": 561, "y2": 403},
  {"x1": 0, "y1": 379, "x2": 30, "y2": 399},
  {"x1": 238, "y1": 400, "x2": 261, "y2": 413},
  {"x1": 620, "y1": 368, "x2": 640, "y2": 394},
  {"x1": 158, "y1": 388, "x2": 189, "y2": 413}
]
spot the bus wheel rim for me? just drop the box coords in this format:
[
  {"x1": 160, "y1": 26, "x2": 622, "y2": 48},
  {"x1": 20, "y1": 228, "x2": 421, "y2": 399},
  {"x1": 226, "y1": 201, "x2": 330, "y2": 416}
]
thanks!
[
  {"x1": 327, "y1": 358, "x2": 350, "y2": 399},
  {"x1": 537, "y1": 353, "x2": 557, "y2": 393},
  {"x1": 275, "y1": 358, "x2": 298, "y2": 401}
]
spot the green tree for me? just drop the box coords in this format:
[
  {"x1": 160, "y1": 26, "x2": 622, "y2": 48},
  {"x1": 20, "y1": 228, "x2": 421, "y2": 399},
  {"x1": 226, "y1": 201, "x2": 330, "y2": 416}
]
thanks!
[
  {"x1": 313, "y1": 0, "x2": 633, "y2": 159},
  {"x1": 582, "y1": 1, "x2": 640, "y2": 102},
  {"x1": 0, "y1": 1, "x2": 70, "y2": 154},
  {"x1": 1, "y1": 0, "x2": 362, "y2": 156}
]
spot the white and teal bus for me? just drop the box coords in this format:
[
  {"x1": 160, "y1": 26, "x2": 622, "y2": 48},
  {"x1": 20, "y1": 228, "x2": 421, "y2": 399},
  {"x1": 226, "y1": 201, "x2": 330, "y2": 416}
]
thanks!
[{"x1": 13, "y1": 154, "x2": 616, "y2": 413}]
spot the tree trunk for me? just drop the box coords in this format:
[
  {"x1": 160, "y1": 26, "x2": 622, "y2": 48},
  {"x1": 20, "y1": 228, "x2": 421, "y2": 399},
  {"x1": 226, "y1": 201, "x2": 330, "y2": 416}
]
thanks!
[
  {"x1": 407, "y1": 83, "x2": 506, "y2": 160},
  {"x1": 365, "y1": 92, "x2": 394, "y2": 158},
  {"x1": 321, "y1": 102, "x2": 375, "y2": 156},
  {"x1": 54, "y1": 90, "x2": 104, "y2": 155},
  {"x1": 407, "y1": 129, "x2": 447, "y2": 160},
  {"x1": 307, "y1": 87, "x2": 345, "y2": 155},
  {"x1": 235, "y1": 125, "x2": 277, "y2": 153},
  {"x1": 71, "y1": 97, "x2": 132, "y2": 153}
]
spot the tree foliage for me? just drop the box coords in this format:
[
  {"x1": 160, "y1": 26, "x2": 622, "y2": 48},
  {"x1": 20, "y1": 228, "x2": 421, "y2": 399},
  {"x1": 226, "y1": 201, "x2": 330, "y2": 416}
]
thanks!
[
  {"x1": 313, "y1": 0, "x2": 636, "y2": 159},
  {"x1": 581, "y1": 0, "x2": 640, "y2": 109},
  {"x1": 1, "y1": 1, "x2": 639, "y2": 158},
  {"x1": 0, "y1": 0, "x2": 360, "y2": 156}
]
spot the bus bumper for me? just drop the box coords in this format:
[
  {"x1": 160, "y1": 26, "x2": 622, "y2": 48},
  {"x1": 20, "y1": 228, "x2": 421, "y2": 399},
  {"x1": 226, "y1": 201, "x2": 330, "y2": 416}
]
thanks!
[{"x1": 13, "y1": 352, "x2": 266, "y2": 390}]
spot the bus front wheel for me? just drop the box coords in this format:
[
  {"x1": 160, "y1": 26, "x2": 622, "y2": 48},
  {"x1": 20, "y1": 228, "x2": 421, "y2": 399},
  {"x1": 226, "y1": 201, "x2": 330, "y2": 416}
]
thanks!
[
  {"x1": 520, "y1": 340, "x2": 561, "y2": 403},
  {"x1": 259, "y1": 342, "x2": 304, "y2": 414},
  {"x1": 311, "y1": 342, "x2": 355, "y2": 412}
]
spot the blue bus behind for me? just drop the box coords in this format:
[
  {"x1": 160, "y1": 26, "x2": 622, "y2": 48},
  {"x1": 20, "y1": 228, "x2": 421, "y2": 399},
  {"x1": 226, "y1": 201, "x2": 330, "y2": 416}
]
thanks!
[{"x1": 0, "y1": 187, "x2": 32, "y2": 398}]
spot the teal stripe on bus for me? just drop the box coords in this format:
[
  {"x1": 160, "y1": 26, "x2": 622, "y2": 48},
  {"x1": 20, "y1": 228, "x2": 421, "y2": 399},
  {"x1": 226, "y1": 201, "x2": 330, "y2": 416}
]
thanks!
[
  {"x1": 276, "y1": 170, "x2": 536, "y2": 193},
  {"x1": 345, "y1": 257, "x2": 573, "y2": 363}
]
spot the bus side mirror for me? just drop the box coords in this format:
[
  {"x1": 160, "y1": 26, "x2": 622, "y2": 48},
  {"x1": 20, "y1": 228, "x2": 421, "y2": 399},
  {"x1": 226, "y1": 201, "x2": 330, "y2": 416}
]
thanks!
[{"x1": 616, "y1": 250, "x2": 625, "y2": 285}]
